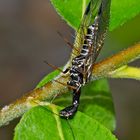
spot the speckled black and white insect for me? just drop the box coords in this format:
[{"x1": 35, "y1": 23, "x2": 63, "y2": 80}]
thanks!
[{"x1": 59, "y1": 0, "x2": 110, "y2": 118}]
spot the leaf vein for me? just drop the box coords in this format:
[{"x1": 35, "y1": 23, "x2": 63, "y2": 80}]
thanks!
[{"x1": 51, "y1": 106, "x2": 65, "y2": 140}]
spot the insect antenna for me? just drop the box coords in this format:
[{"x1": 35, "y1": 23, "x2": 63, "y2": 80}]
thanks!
[{"x1": 32, "y1": 100, "x2": 75, "y2": 140}]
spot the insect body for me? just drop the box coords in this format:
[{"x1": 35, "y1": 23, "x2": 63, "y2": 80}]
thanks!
[
  {"x1": 60, "y1": 7, "x2": 99, "y2": 118},
  {"x1": 60, "y1": 0, "x2": 111, "y2": 118}
]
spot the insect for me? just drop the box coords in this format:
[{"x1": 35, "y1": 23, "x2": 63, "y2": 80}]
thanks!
[
  {"x1": 59, "y1": 0, "x2": 111, "y2": 119},
  {"x1": 44, "y1": 0, "x2": 110, "y2": 119}
]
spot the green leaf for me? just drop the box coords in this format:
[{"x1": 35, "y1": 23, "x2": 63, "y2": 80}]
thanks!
[
  {"x1": 14, "y1": 105, "x2": 117, "y2": 140},
  {"x1": 36, "y1": 69, "x2": 60, "y2": 88},
  {"x1": 81, "y1": 79, "x2": 116, "y2": 131},
  {"x1": 50, "y1": 0, "x2": 90, "y2": 30},
  {"x1": 54, "y1": 79, "x2": 116, "y2": 131},
  {"x1": 110, "y1": 0, "x2": 140, "y2": 30},
  {"x1": 50, "y1": 0, "x2": 140, "y2": 31}
]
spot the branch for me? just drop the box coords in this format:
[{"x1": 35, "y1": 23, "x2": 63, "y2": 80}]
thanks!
[
  {"x1": 92, "y1": 43, "x2": 140, "y2": 78},
  {"x1": 0, "y1": 43, "x2": 140, "y2": 127}
]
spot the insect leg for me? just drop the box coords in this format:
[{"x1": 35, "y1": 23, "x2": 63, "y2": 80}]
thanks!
[
  {"x1": 53, "y1": 79, "x2": 77, "y2": 90},
  {"x1": 57, "y1": 31, "x2": 80, "y2": 53},
  {"x1": 44, "y1": 60, "x2": 71, "y2": 74},
  {"x1": 44, "y1": 60, "x2": 64, "y2": 72}
]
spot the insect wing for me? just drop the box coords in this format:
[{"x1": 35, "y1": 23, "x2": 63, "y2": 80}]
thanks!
[
  {"x1": 75, "y1": 0, "x2": 102, "y2": 52},
  {"x1": 93, "y1": 0, "x2": 111, "y2": 59},
  {"x1": 81, "y1": 0, "x2": 102, "y2": 27}
]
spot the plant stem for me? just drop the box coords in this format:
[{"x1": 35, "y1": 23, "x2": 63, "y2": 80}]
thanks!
[
  {"x1": 0, "y1": 43, "x2": 140, "y2": 127},
  {"x1": 92, "y1": 43, "x2": 140, "y2": 79},
  {"x1": 109, "y1": 66, "x2": 140, "y2": 80},
  {"x1": 0, "y1": 76, "x2": 69, "y2": 127}
]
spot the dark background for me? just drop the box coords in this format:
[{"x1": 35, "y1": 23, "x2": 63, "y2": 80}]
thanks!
[{"x1": 0, "y1": 0, "x2": 140, "y2": 139}]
